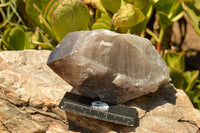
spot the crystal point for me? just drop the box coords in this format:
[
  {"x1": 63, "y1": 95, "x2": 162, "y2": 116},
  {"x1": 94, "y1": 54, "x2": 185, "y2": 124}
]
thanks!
[{"x1": 47, "y1": 29, "x2": 171, "y2": 103}]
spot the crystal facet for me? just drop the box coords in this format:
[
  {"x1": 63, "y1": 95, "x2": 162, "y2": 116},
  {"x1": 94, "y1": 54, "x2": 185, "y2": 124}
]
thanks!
[{"x1": 47, "y1": 29, "x2": 171, "y2": 103}]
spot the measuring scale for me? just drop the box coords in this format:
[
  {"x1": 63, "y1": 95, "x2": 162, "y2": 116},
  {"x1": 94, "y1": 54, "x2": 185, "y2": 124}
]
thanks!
[{"x1": 58, "y1": 92, "x2": 137, "y2": 126}]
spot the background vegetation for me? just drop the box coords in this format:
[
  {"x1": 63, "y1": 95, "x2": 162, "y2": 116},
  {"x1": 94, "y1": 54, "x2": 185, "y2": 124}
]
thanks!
[{"x1": 0, "y1": 0, "x2": 200, "y2": 109}]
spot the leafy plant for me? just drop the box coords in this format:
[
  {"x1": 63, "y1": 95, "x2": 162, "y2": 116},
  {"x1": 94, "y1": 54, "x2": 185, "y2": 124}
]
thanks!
[
  {"x1": 2, "y1": 26, "x2": 34, "y2": 50},
  {"x1": 164, "y1": 52, "x2": 200, "y2": 109},
  {"x1": 26, "y1": 0, "x2": 90, "y2": 42},
  {"x1": 0, "y1": 0, "x2": 36, "y2": 50}
]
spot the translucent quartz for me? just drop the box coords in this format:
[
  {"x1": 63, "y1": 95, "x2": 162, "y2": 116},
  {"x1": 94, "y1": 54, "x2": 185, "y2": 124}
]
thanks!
[{"x1": 47, "y1": 29, "x2": 171, "y2": 103}]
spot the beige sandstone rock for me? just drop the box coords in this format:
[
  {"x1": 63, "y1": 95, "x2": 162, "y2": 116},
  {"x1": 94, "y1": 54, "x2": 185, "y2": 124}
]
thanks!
[
  {"x1": 0, "y1": 50, "x2": 199, "y2": 133},
  {"x1": 47, "y1": 29, "x2": 171, "y2": 103}
]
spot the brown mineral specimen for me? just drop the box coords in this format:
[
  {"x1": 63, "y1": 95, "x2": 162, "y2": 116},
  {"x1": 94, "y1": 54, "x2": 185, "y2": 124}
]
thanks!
[{"x1": 47, "y1": 29, "x2": 171, "y2": 103}]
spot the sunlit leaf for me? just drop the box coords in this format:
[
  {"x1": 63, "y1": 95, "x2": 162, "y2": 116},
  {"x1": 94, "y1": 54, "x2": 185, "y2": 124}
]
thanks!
[
  {"x1": 31, "y1": 28, "x2": 53, "y2": 50},
  {"x1": 84, "y1": 0, "x2": 106, "y2": 13},
  {"x1": 182, "y1": 1, "x2": 200, "y2": 36},
  {"x1": 155, "y1": 0, "x2": 183, "y2": 29},
  {"x1": 25, "y1": 31, "x2": 36, "y2": 49},
  {"x1": 46, "y1": 0, "x2": 62, "y2": 24},
  {"x1": 96, "y1": 18, "x2": 111, "y2": 27},
  {"x1": 26, "y1": 0, "x2": 55, "y2": 38},
  {"x1": 163, "y1": 52, "x2": 185, "y2": 72},
  {"x1": 131, "y1": 3, "x2": 154, "y2": 35},
  {"x1": 100, "y1": 0, "x2": 121, "y2": 13},
  {"x1": 3, "y1": 27, "x2": 27, "y2": 50},
  {"x1": 194, "y1": 0, "x2": 200, "y2": 10},
  {"x1": 92, "y1": 22, "x2": 110, "y2": 30},
  {"x1": 134, "y1": 0, "x2": 149, "y2": 10},
  {"x1": 51, "y1": 0, "x2": 89, "y2": 41},
  {"x1": 112, "y1": 4, "x2": 145, "y2": 29},
  {"x1": 183, "y1": 71, "x2": 199, "y2": 92}
]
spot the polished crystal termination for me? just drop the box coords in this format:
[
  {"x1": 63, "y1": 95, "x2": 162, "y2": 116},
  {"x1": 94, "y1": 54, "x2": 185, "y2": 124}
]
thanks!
[{"x1": 47, "y1": 29, "x2": 171, "y2": 103}]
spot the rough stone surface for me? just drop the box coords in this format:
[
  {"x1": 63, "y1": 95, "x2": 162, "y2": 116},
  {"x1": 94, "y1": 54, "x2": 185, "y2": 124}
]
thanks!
[
  {"x1": 0, "y1": 50, "x2": 73, "y2": 133},
  {"x1": 0, "y1": 50, "x2": 200, "y2": 133},
  {"x1": 47, "y1": 29, "x2": 171, "y2": 103},
  {"x1": 66, "y1": 84, "x2": 200, "y2": 133}
]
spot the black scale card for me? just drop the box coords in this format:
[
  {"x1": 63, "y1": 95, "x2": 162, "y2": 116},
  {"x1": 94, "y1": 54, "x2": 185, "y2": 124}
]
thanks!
[{"x1": 58, "y1": 92, "x2": 137, "y2": 126}]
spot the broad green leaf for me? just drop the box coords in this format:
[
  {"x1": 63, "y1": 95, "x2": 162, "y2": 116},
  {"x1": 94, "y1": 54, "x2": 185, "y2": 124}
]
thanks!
[
  {"x1": 84, "y1": 0, "x2": 106, "y2": 13},
  {"x1": 134, "y1": 0, "x2": 149, "y2": 10},
  {"x1": 163, "y1": 52, "x2": 185, "y2": 72},
  {"x1": 192, "y1": 85, "x2": 200, "y2": 109},
  {"x1": 46, "y1": 0, "x2": 62, "y2": 25},
  {"x1": 26, "y1": 0, "x2": 55, "y2": 39},
  {"x1": 101, "y1": 13, "x2": 111, "y2": 21},
  {"x1": 183, "y1": 70, "x2": 199, "y2": 92},
  {"x1": 131, "y1": 3, "x2": 153, "y2": 35},
  {"x1": 51, "y1": 0, "x2": 90, "y2": 41},
  {"x1": 92, "y1": 22, "x2": 110, "y2": 30},
  {"x1": 31, "y1": 28, "x2": 54, "y2": 50},
  {"x1": 112, "y1": 4, "x2": 145, "y2": 29},
  {"x1": 182, "y1": 1, "x2": 200, "y2": 36},
  {"x1": 43, "y1": 0, "x2": 57, "y2": 20},
  {"x1": 123, "y1": 0, "x2": 134, "y2": 3},
  {"x1": 100, "y1": 0, "x2": 121, "y2": 13},
  {"x1": 155, "y1": 0, "x2": 183, "y2": 29},
  {"x1": 96, "y1": 18, "x2": 111, "y2": 27},
  {"x1": 155, "y1": 0, "x2": 176, "y2": 14},
  {"x1": 2, "y1": 28, "x2": 12, "y2": 45},
  {"x1": 157, "y1": 11, "x2": 173, "y2": 29},
  {"x1": 26, "y1": 31, "x2": 36, "y2": 49},
  {"x1": 194, "y1": 0, "x2": 200, "y2": 10},
  {"x1": 4, "y1": 27, "x2": 27, "y2": 50},
  {"x1": 170, "y1": 67, "x2": 185, "y2": 89},
  {"x1": 95, "y1": 10, "x2": 102, "y2": 20}
]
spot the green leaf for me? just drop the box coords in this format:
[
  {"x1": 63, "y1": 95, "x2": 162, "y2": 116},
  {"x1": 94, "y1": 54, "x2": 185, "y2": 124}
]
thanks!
[
  {"x1": 31, "y1": 28, "x2": 54, "y2": 50},
  {"x1": 192, "y1": 85, "x2": 200, "y2": 109},
  {"x1": 95, "y1": 10, "x2": 102, "y2": 20},
  {"x1": 46, "y1": 0, "x2": 62, "y2": 25},
  {"x1": 183, "y1": 71, "x2": 199, "y2": 93},
  {"x1": 156, "y1": 0, "x2": 184, "y2": 29},
  {"x1": 2, "y1": 28, "x2": 12, "y2": 46},
  {"x1": 100, "y1": 0, "x2": 121, "y2": 13},
  {"x1": 101, "y1": 13, "x2": 112, "y2": 21},
  {"x1": 96, "y1": 18, "x2": 111, "y2": 27},
  {"x1": 26, "y1": 0, "x2": 55, "y2": 39},
  {"x1": 163, "y1": 52, "x2": 185, "y2": 72},
  {"x1": 51, "y1": 0, "x2": 90, "y2": 41},
  {"x1": 131, "y1": 3, "x2": 154, "y2": 35},
  {"x1": 43, "y1": 0, "x2": 57, "y2": 20},
  {"x1": 3, "y1": 27, "x2": 27, "y2": 50},
  {"x1": 182, "y1": 1, "x2": 200, "y2": 36},
  {"x1": 134, "y1": 0, "x2": 149, "y2": 10},
  {"x1": 123, "y1": 0, "x2": 134, "y2": 3},
  {"x1": 25, "y1": 31, "x2": 36, "y2": 49},
  {"x1": 157, "y1": 11, "x2": 173, "y2": 29},
  {"x1": 112, "y1": 4, "x2": 145, "y2": 29},
  {"x1": 194, "y1": 0, "x2": 200, "y2": 10},
  {"x1": 170, "y1": 67, "x2": 185, "y2": 89},
  {"x1": 84, "y1": 0, "x2": 106, "y2": 13},
  {"x1": 92, "y1": 22, "x2": 110, "y2": 30}
]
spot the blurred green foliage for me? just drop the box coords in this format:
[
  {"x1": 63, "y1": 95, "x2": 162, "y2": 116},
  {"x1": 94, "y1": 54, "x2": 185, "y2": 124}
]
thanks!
[
  {"x1": 0, "y1": 0, "x2": 200, "y2": 109},
  {"x1": 164, "y1": 52, "x2": 200, "y2": 109}
]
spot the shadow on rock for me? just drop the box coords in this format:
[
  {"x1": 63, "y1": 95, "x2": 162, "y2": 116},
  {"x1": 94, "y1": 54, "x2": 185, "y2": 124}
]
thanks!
[{"x1": 126, "y1": 84, "x2": 177, "y2": 112}]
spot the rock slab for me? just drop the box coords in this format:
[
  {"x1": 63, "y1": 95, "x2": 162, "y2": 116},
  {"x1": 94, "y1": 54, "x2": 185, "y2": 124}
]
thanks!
[
  {"x1": 0, "y1": 50, "x2": 200, "y2": 133},
  {"x1": 47, "y1": 29, "x2": 171, "y2": 103}
]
